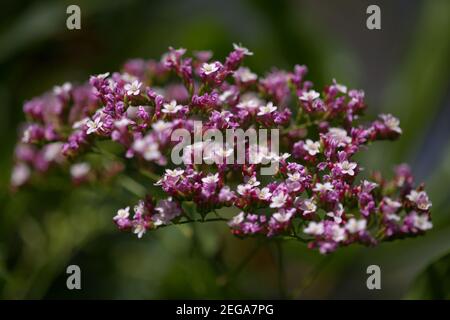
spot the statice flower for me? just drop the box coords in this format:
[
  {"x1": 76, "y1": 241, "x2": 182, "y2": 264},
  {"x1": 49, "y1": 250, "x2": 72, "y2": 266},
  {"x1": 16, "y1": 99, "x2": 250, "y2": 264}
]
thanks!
[{"x1": 10, "y1": 45, "x2": 432, "y2": 253}]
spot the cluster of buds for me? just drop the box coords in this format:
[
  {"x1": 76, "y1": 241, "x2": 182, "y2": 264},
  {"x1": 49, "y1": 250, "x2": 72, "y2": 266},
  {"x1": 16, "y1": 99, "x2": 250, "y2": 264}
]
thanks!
[{"x1": 11, "y1": 44, "x2": 432, "y2": 253}]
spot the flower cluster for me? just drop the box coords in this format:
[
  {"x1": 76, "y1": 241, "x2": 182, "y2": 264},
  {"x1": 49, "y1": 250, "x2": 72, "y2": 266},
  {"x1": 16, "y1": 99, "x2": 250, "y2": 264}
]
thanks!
[{"x1": 11, "y1": 44, "x2": 432, "y2": 253}]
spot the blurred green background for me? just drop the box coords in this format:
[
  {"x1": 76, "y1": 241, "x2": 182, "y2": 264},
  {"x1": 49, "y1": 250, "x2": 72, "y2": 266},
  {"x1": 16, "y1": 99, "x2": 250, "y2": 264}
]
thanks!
[{"x1": 0, "y1": 0, "x2": 449, "y2": 299}]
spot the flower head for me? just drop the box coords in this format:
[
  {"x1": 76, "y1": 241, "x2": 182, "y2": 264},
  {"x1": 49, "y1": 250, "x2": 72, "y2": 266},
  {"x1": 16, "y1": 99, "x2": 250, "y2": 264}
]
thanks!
[
  {"x1": 337, "y1": 160, "x2": 357, "y2": 176},
  {"x1": 86, "y1": 117, "x2": 104, "y2": 135},
  {"x1": 232, "y1": 43, "x2": 253, "y2": 56},
  {"x1": 201, "y1": 62, "x2": 220, "y2": 75},
  {"x1": 114, "y1": 207, "x2": 130, "y2": 220},
  {"x1": 162, "y1": 100, "x2": 183, "y2": 114},
  {"x1": 11, "y1": 45, "x2": 432, "y2": 255},
  {"x1": 304, "y1": 221, "x2": 324, "y2": 236},
  {"x1": 299, "y1": 90, "x2": 320, "y2": 101},
  {"x1": 124, "y1": 80, "x2": 142, "y2": 96},
  {"x1": 303, "y1": 139, "x2": 320, "y2": 156},
  {"x1": 270, "y1": 192, "x2": 288, "y2": 208},
  {"x1": 257, "y1": 102, "x2": 277, "y2": 116}
]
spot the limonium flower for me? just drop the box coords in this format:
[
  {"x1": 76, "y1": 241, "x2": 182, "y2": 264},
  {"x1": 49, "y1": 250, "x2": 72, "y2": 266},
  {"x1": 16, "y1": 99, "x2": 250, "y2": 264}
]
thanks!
[{"x1": 10, "y1": 44, "x2": 433, "y2": 254}]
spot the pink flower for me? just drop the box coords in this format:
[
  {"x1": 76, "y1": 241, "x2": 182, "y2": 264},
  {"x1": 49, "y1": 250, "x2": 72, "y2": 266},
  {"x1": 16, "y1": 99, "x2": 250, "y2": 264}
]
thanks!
[
  {"x1": 337, "y1": 160, "x2": 357, "y2": 176},
  {"x1": 11, "y1": 45, "x2": 432, "y2": 254}
]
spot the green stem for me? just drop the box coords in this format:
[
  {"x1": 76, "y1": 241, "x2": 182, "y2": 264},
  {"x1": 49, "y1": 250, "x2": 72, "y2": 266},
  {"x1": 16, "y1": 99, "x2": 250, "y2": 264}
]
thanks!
[
  {"x1": 290, "y1": 256, "x2": 332, "y2": 299},
  {"x1": 276, "y1": 241, "x2": 286, "y2": 299},
  {"x1": 223, "y1": 239, "x2": 264, "y2": 288},
  {"x1": 139, "y1": 169, "x2": 160, "y2": 182},
  {"x1": 117, "y1": 175, "x2": 147, "y2": 197},
  {"x1": 158, "y1": 217, "x2": 228, "y2": 229}
]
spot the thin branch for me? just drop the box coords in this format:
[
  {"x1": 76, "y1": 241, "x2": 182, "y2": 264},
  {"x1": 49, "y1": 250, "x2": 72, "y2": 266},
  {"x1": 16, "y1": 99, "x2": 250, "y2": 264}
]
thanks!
[
  {"x1": 275, "y1": 240, "x2": 286, "y2": 299},
  {"x1": 158, "y1": 217, "x2": 228, "y2": 229},
  {"x1": 223, "y1": 239, "x2": 264, "y2": 288},
  {"x1": 290, "y1": 256, "x2": 332, "y2": 299}
]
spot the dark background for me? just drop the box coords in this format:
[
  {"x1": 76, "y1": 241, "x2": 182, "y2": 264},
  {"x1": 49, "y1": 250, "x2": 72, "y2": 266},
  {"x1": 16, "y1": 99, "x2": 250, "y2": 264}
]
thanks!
[{"x1": 0, "y1": 0, "x2": 449, "y2": 299}]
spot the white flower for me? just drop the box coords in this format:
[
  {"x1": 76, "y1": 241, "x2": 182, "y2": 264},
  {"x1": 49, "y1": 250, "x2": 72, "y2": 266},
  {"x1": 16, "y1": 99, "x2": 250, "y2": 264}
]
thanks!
[
  {"x1": 300, "y1": 198, "x2": 317, "y2": 214},
  {"x1": 331, "y1": 225, "x2": 347, "y2": 242},
  {"x1": 287, "y1": 172, "x2": 302, "y2": 182},
  {"x1": 327, "y1": 127, "x2": 352, "y2": 146},
  {"x1": 234, "y1": 67, "x2": 257, "y2": 82},
  {"x1": 124, "y1": 80, "x2": 142, "y2": 96},
  {"x1": 406, "y1": 190, "x2": 421, "y2": 202},
  {"x1": 162, "y1": 100, "x2": 183, "y2": 114},
  {"x1": 245, "y1": 176, "x2": 260, "y2": 187},
  {"x1": 108, "y1": 79, "x2": 117, "y2": 91},
  {"x1": 204, "y1": 144, "x2": 234, "y2": 163},
  {"x1": 11, "y1": 163, "x2": 30, "y2": 187},
  {"x1": 152, "y1": 120, "x2": 171, "y2": 132},
  {"x1": 132, "y1": 139, "x2": 146, "y2": 153},
  {"x1": 303, "y1": 139, "x2": 320, "y2": 156},
  {"x1": 257, "y1": 102, "x2": 277, "y2": 116},
  {"x1": 382, "y1": 197, "x2": 402, "y2": 215},
  {"x1": 164, "y1": 168, "x2": 184, "y2": 182},
  {"x1": 215, "y1": 146, "x2": 234, "y2": 158},
  {"x1": 143, "y1": 143, "x2": 161, "y2": 161},
  {"x1": 337, "y1": 160, "x2": 357, "y2": 176},
  {"x1": 273, "y1": 209, "x2": 295, "y2": 223},
  {"x1": 381, "y1": 114, "x2": 402, "y2": 134},
  {"x1": 134, "y1": 201, "x2": 145, "y2": 216},
  {"x1": 86, "y1": 117, "x2": 104, "y2": 135},
  {"x1": 114, "y1": 207, "x2": 130, "y2": 220},
  {"x1": 166, "y1": 168, "x2": 184, "y2": 177},
  {"x1": 327, "y1": 204, "x2": 344, "y2": 224},
  {"x1": 43, "y1": 142, "x2": 63, "y2": 162},
  {"x1": 233, "y1": 43, "x2": 253, "y2": 56},
  {"x1": 201, "y1": 62, "x2": 219, "y2": 75},
  {"x1": 21, "y1": 127, "x2": 31, "y2": 143},
  {"x1": 412, "y1": 214, "x2": 432, "y2": 231},
  {"x1": 114, "y1": 117, "x2": 133, "y2": 129},
  {"x1": 237, "y1": 184, "x2": 252, "y2": 195},
  {"x1": 133, "y1": 138, "x2": 161, "y2": 161},
  {"x1": 299, "y1": 90, "x2": 320, "y2": 102},
  {"x1": 270, "y1": 152, "x2": 291, "y2": 163},
  {"x1": 313, "y1": 182, "x2": 334, "y2": 193},
  {"x1": 361, "y1": 179, "x2": 378, "y2": 193},
  {"x1": 345, "y1": 218, "x2": 366, "y2": 234},
  {"x1": 236, "y1": 95, "x2": 261, "y2": 111},
  {"x1": 228, "y1": 212, "x2": 245, "y2": 227},
  {"x1": 326, "y1": 212, "x2": 341, "y2": 224},
  {"x1": 270, "y1": 192, "x2": 288, "y2": 208},
  {"x1": 121, "y1": 72, "x2": 138, "y2": 83},
  {"x1": 248, "y1": 144, "x2": 270, "y2": 164},
  {"x1": 72, "y1": 117, "x2": 90, "y2": 130},
  {"x1": 406, "y1": 190, "x2": 432, "y2": 210},
  {"x1": 70, "y1": 163, "x2": 90, "y2": 179},
  {"x1": 202, "y1": 173, "x2": 220, "y2": 184},
  {"x1": 96, "y1": 72, "x2": 110, "y2": 79},
  {"x1": 386, "y1": 214, "x2": 401, "y2": 221},
  {"x1": 133, "y1": 221, "x2": 147, "y2": 238},
  {"x1": 304, "y1": 221, "x2": 324, "y2": 236},
  {"x1": 384, "y1": 197, "x2": 402, "y2": 208},
  {"x1": 219, "y1": 90, "x2": 234, "y2": 102},
  {"x1": 53, "y1": 82, "x2": 72, "y2": 95},
  {"x1": 332, "y1": 79, "x2": 347, "y2": 93},
  {"x1": 256, "y1": 187, "x2": 272, "y2": 200}
]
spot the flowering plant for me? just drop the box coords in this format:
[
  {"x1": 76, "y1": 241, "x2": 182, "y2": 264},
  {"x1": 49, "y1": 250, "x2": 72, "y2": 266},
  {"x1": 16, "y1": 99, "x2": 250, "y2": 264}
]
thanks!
[{"x1": 11, "y1": 44, "x2": 432, "y2": 254}]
